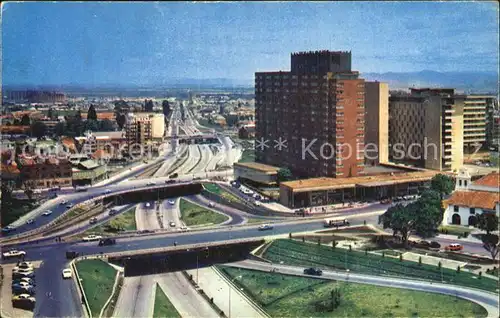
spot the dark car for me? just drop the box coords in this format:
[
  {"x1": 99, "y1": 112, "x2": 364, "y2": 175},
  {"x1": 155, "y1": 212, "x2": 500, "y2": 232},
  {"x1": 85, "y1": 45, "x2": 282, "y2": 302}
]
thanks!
[
  {"x1": 12, "y1": 284, "x2": 35, "y2": 295},
  {"x1": 109, "y1": 209, "x2": 118, "y2": 216},
  {"x1": 66, "y1": 251, "x2": 80, "y2": 259},
  {"x1": 12, "y1": 271, "x2": 35, "y2": 279},
  {"x1": 303, "y1": 268, "x2": 323, "y2": 276},
  {"x1": 169, "y1": 173, "x2": 178, "y2": 179},
  {"x1": 165, "y1": 180, "x2": 176, "y2": 184},
  {"x1": 98, "y1": 238, "x2": 116, "y2": 246}
]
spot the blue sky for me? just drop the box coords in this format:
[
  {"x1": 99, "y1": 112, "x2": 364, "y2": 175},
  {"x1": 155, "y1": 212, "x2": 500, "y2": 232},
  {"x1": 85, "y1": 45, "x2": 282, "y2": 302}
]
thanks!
[{"x1": 2, "y1": 1, "x2": 498, "y2": 86}]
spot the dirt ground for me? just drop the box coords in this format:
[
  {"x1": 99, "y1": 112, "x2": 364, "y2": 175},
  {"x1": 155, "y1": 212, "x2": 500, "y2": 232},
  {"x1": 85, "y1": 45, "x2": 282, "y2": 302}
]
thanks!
[{"x1": 0, "y1": 261, "x2": 42, "y2": 318}]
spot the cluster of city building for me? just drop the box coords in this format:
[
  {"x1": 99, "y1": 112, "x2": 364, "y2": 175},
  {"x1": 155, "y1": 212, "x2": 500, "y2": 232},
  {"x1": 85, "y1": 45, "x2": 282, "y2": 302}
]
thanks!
[{"x1": 234, "y1": 50, "x2": 499, "y2": 219}]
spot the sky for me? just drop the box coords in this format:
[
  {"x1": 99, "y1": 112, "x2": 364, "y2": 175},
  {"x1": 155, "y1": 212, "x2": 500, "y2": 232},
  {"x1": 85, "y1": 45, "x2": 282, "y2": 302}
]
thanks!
[{"x1": 2, "y1": 1, "x2": 499, "y2": 86}]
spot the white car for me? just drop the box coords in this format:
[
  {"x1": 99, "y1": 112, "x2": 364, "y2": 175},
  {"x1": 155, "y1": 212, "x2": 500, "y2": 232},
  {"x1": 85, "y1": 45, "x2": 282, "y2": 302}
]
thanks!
[
  {"x1": 13, "y1": 267, "x2": 34, "y2": 275},
  {"x1": 2, "y1": 250, "x2": 26, "y2": 259},
  {"x1": 105, "y1": 189, "x2": 112, "y2": 194},
  {"x1": 169, "y1": 222, "x2": 176, "y2": 227},
  {"x1": 43, "y1": 210, "x2": 52, "y2": 216},
  {"x1": 82, "y1": 235, "x2": 103, "y2": 242},
  {"x1": 208, "y1": 202, "x2": 215, "y2": 207},
  {"x1": 26, "y1": 219, "x2": 35, "y2": 225},
  {"x1": 62, "y1": 268, "x2": 72, "y2": 279},
  {"x1": 14, "y1": 262, "x2": 33, "y2": 271},
  {"x1": 66, "y1": 203, "x2": 74, "y2": 208},
  {"x1": 60, "y1": 200, "x2": 68, "y2": 205},
  {"x1": 147, "y1": 181, "x2": 156, "y2": 186},
  {"x1": 167, "y1": 200, "x2": 175, "y2": 205},
  {"x1": 178, "y1": 226, "x2": 190, "y2": 232}
]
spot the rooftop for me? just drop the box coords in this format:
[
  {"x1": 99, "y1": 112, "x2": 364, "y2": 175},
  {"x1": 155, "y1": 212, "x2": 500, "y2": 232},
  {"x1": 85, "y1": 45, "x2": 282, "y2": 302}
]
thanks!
[
  {"x1": 281, "y1": 170, "x2": 441, "y2": 193},
  {"x1": 445, "y1": 190, "x2": 499, "y2": 210},
  {"x1": 472, "y1": 172, "x2": 499, "y2": 189},
  {"x1": 233, "y1": 162, "x2": 281, "y2": 173}
]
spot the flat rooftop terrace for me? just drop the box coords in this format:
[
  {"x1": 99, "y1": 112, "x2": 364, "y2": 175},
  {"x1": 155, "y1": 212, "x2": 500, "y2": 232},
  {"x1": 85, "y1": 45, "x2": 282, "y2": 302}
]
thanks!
[{"x1": 233, "y1": 162, "x2": 281, "y2": 173}]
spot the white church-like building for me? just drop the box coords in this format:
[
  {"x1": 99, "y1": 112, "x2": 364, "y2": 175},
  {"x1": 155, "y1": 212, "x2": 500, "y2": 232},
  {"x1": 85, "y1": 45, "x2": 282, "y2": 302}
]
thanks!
[{"x1": 443, "y1": 169, "x2": 499, "y2": 226}]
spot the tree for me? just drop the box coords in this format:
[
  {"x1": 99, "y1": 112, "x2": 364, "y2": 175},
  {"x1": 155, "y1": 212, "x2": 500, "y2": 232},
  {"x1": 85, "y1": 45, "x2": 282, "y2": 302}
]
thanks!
[
  {"x1": 23, "y1": 182, "x2": 34, "y2": 200},
  {"x1": 277, "y1": 168, "x2": 293, "y2": 183},
  {"x1": 225, "y1": 114, "x2": 239, "y2": 127},
  {"x1": 30, "y1": 121, "x2": 47, "y2": 139},
  {"x1": 144, "y1": 99, "x2": 154, "y2": 112},
  {"x1": 477, "y1": 213, "x2": 499, "y2": 235},
  {"x1": 116, "y1": 114, "x2": 126, "y2": 130},
  {"x1": 83, "y1": 120, "x2": 99, "y2": 132},
  {"x1": 1, "y1": 180, "x2": 16, "y2": 203},
  {"x1": 412, "y1": 190, "x2": 444, "y2": 237},
  {"x1": 162, "y1": 100, "x2": 171, "y2": 118},
  {"x1": 430, "y1": 174, "x2": 454, "y2": 199},
  {"x1": 482, "y1": 234, "x2": 499, "y2": 261},
  {"x1": 87, "y1": 104, "x2": 97, "y2": 121},
  {"x1": 21, "y1": 114, "x2": 31, "y2": 126},
  {"x1": 99, "y1": 119, "x2": 115, "y2": 131},
  {"x1": 13, "y1": 119, "x2": 21, "y2": 125},
  {"x1": 48, "y1": 108, "x2": 54, "y2": 119},
  {"x1": 378, "y1": 204, "x2": 415, "y2": 247},
  {"x1": 54, "y1": 122, "x2": 65, "y2": 136}
]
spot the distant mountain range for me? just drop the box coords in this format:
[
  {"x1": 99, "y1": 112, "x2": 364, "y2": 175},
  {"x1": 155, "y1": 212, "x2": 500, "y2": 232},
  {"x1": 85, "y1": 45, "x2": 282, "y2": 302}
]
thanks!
[
  {"x1": 3, "y1": 71, "x2": 498, "y2": 94},
  {"x1": 361, "y1": 70, "x2": 498, "y2": 94}
]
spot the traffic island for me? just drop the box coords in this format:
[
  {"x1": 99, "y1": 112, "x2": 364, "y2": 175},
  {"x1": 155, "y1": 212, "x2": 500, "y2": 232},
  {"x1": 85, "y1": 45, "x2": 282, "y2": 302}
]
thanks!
[
  {"x1": 179, "y1": 198, "x2": 229, "y2": 226},
  {"x1": 217, "y1": 266, "x2": 488, "y2": 318},
  {"x1": 263, "y1": 239, "x2": 500, "y2": 293},
  {"x1": 81, "y1": 206, "x2": 137, "y2": 237},
  {"x1": 74, "y1": 259, "x2": 117, "y2": 317},
  {"x1": 153, "y1": 283, "x2": 181, "y2": 318}
]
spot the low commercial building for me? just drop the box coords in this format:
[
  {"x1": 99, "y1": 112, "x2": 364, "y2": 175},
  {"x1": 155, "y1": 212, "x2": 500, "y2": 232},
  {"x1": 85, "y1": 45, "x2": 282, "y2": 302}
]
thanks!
[
  {"x1": 279, "y1": 168, "x2": 441, "y2": 208},
  {"x1": 72, "y1": 159, "x2": 108, "y2": 186},
  {"x1": 443, "y1": 170, "x2": 499, "y2": 226},
  {"x1": 233, "y1": 162, "x2": 280, "y2": 185},
  {"x1": 17, "y1": 155, "x2": 72, "y2": 189}
]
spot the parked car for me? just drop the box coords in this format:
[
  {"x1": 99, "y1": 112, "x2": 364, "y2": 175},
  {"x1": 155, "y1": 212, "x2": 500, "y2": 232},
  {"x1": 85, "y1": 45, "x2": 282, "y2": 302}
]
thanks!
[
  {"x1": 303, "y1": 268, "x2": 323, "y2": 276},
  {"x1": 89, "y1": 217, "x2": 98, "y2": 224},
  {"x1": 14, "y1": 262, "x2": 33, "y2": 271},
  {"x1": 3, "y1": 249, "x2": 26, "y2": 259},
  {"x1": 445, "y1": 243, "x2": 463, "y2": 251},
  {"x1": 12, "y1": 283, "x2": 35, "y2": 295},
  {"x1": 258, "y1": 224, "x2": 274, "y2": 231},
  {"x1": 13, "y1": 277, "x2": 35, "y2": 286},
  {"x1": 12, "y1": 271, "x2": 35, "y2": 279},
  {"x1": 62, "y1": 268, "x2": 73, "y2": 279},
  {"x1": 12, "y1": 294, "x2": 36, "y2": 309},
  {"x1": 66, "y1": 251, "x2": 79, "y2": 259},
  {"x1": 98, "y1": 238, "x2": 116, "y2": 246}
]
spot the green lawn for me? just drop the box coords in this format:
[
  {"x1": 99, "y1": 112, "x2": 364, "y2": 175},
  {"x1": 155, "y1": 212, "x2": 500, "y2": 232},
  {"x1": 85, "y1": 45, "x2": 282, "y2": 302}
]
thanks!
[
  {"x1": 1, "y1": 199, "x2": 39, "y2": 226},
  {"x1": 438, "y1": 225, "x2": 474, "y2": 237},
  {"x1": 179, "y1": 199, "x2": 229, "y2": 226},
  {"x1": 238, "y1": 149, "x2": 255, "y2": 163},
  {"x1": 218, "y1": 266, "x2": 487, "y2": 318},
  {"x1": 262, "y1": 239, "x2": 499, "y2": 293},
  {"x1": 203, "y1": 183, "x2": 243, "y2": 203},
  {"x1": 153, "y1": 283, "x2": 181, "y2": 318},
  {"x1": 84, "y1": 206, "x2": 137, "y2": 236},
  {"x1": 75, "y1": 260, "x2": 117, "y2": 317}
]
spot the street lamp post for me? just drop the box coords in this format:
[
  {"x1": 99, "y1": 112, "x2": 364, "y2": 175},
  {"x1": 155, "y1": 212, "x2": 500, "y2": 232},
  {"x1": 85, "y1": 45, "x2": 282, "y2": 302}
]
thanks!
[{"x1": 228, "y1": 275, "x2": 242, "y2": 318}]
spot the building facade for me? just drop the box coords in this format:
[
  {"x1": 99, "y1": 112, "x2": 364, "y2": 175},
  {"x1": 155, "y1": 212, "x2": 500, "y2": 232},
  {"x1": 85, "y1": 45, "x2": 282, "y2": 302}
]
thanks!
[
  {"x1": 389, "y1": 88, "x2": 465, "y2": 171},
  {"x1": 125, "y1": 112, "x2": 165, "y2": 145},
  {"x1": 17, "y1": 156, "x2": 72, "y2": 189},
  {"x1": 364, "y1": 81, "x2": 389, "y2": 165},
  {"x1": 255, "y1": 50, "x2": 365, "y2": 178}
]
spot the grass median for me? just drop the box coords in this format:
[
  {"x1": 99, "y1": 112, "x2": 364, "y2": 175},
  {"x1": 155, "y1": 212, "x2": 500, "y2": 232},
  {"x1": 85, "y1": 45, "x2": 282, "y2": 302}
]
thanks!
[
  {"x1": 75, "y1": 259, "x2": 117, "y2": 317},
  {"x1": 83, "y1": 206, "x2": 137, "y2": 236},
  {"x1": 262, "y1": 239, "x2": 499, "y2": 293},
  {"x1": 203, "y1": 183, "x2": 243, "y2": 203},
  {"x1": 179, "y1": 199, "x2": 228, "y2": 226},
  {"x1": 218, "y1": 266, "x2": 487, "y2": 318},
  {"x1": 153, "y1": 283, "x2": 181, "y2": 318}
]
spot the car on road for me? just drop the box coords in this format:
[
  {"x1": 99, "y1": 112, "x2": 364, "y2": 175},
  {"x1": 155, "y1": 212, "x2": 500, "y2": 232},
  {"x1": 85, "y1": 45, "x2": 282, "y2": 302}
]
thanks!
[
  {"x1": 303, "y1": 268, "x2": 323, "y2": 276},
  {"x1": 208, "y1": 202, "x2": 215, "y2": 207},
  {"x1": 66, "y1": 251, "x2": 80, "y2": 259},
  {"x1": 109, "y1": 209, "x2": 118, "y2": 216},
  {"x1": 98, "y1": 238, "x2": 116, "y2": 246},
  {"x1": 2, "y1": 226, "x2": 15, "y2": 233},
  {"x1": 62, "y1": 268, "x2": 72, "y2": 279},
  {"x1": 66, "y1": 203, "x2": 74, "y2": 209},
  {"x1": 105, "y1": 189, "x2": 112, "y2": 194},
  {"x1": 445, "y1": 243, "x2": 463, "y2": 251},
  {"x1": 75, "y1": 186, "x2": 88, "y2": 192},
  {"x1": 60, "y1": 200, "x2": 68, "y2": 205},
  {"x1": 169, "y1": 222, "x2": 176, "y2": 227},
  {"x1": 82, "y1": 235, "x2": 103, "y2": 242},
  {"x1": 429, "y1": 241, "x2": 441, "y2": 251},
  {"x1": 169, "y1": 173, "x2": 178, "y2": 179},
  {"x1": 167, "y1": 200, "x2": 175, "y2": 205},
  {"x1": 26, "y1": 219, "x2": 35, "y2": 225},
  {"x1": 42, "y1": 210, "x2": 52, "y2": 216},
  {"x1": 178, "y1": 226, "x2": 190, "y2": 232},
  {"x1": 137, "y1": 229, "x2": 155, "y2": 234},
  {"x1": 3, "y1": 249, "x2": 26, "y2": 259},
  {"x1": 89, "y1": 217, "x2": 98, "y2": 224},
  {"x1": 147, "y1": 181, "x2": 156, "y2": 186},
  {"x1": 165, "y1": 180, "x2": 176, "y2": 184},
  {"x1": 258, "y1": 224, "x2": 274, "y2": 231}
]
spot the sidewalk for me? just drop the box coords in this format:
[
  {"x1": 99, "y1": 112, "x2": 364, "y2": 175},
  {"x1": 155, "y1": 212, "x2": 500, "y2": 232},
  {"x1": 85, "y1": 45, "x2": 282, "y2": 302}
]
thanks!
[{"x1": 185, "y1": 267, "x2": 265, "y2": 318}]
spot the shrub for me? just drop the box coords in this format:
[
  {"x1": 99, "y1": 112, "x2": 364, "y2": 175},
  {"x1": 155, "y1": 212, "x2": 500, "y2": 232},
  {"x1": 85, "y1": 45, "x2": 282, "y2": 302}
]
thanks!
[
  {"x1": 438, "y1": 261, "x2": 442, "y2": 270},
  {"x1": 332, "y1": 240, "x2": 337, "y2": 249},
  {"x1": 478, "y1": 271, "x2": 482, "y2": 279},
  {"x1": 457, "y1": 265, "x2": 461, "y2": 273},
  {"x1": 418, "y1": 256, "x2": 422, "y2": 266},
  {"x1": 399, "y1": 254, "x2": 403, "y2": 262}
]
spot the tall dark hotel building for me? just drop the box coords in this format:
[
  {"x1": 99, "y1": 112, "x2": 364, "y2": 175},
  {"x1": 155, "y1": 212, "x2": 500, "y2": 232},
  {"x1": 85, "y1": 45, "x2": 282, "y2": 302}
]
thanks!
[{"x1": 255, "y1": 50, "x2": 365, "y2": 178}]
